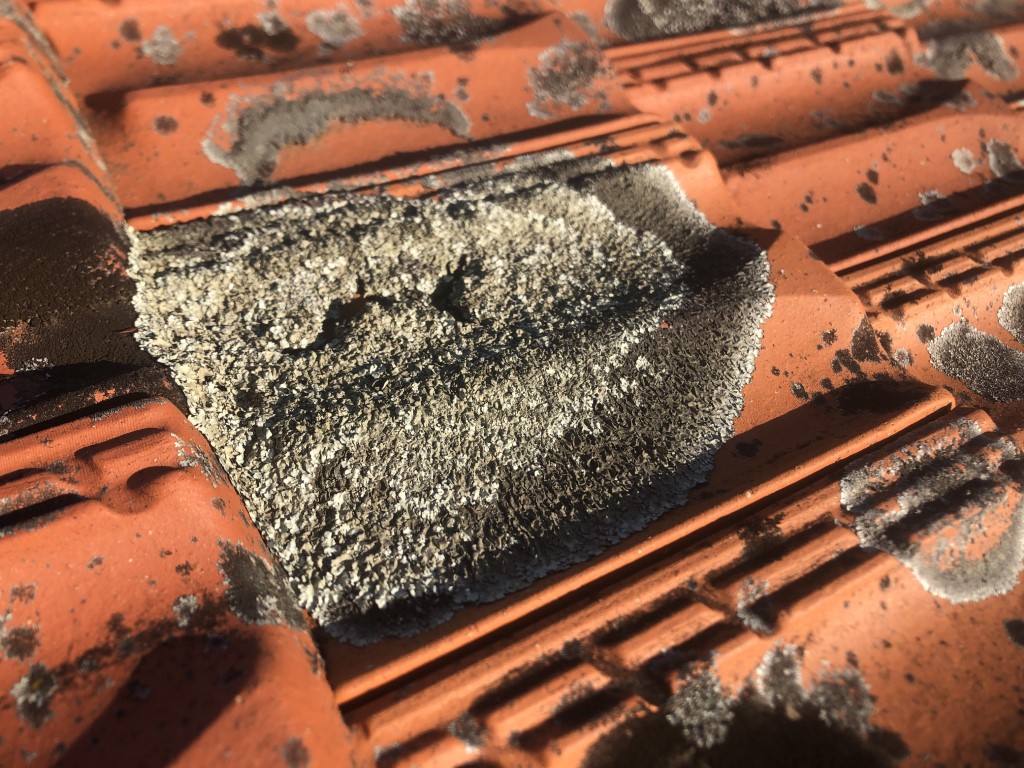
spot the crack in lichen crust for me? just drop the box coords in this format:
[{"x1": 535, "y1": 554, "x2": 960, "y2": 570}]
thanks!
[
  {"x1": 603, "y1": 0, "x2": 842, "y2": 43},
  {"x1": 840, "y1": 416, "x2": 1024, "y2": 602},
  {"x1": 130, "y1": 161, "x2": 774, "y2": 643}
]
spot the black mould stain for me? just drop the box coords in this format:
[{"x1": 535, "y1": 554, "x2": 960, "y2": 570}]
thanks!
[
  {"x1": 9, "y1": 583, "x2": 36, "y2": 602},
  {"x1": 1004, "y1": 618, "x2": 1024, "y2": 648},
  {"x1": 856, "y1": 182, "x2": 878, "y2": 205},
  {"x1": 738, "y1": 511, "x2": 783, "y2": 557},
  {"x1": 154, "y1": 115, "x2": 179, "y2": 135},
  {"x1": 916, "y1": 324, "x2": 935, "y2": 344},
  {"x1": 734, "y1": 438, "x2": 762, "y2": 459},
  {"x1": 821, "y1": 328, "x2": 838, "y2": 346},
  {"x1": 866, "y1": 169, "x2": 879, "y2": 185},
  {"x1": 217, "y1": 540, "x2": 306, "y2": 629},
  {"x1": 885, "y1": 49, "x2": 904, "y2": 74},
  {"x1": 791, "y1": 382, "x2": 809, "y2": 400},
  {"x1": 119, "y1": 19, "x2": 141, "y2": 42},
  {"x1": 282, "y1": 737, "x2": 311, "y2": 768},
  {"x1": 2, "y1": 625, "x2": 40, "y2": 660},
  {"x1": 215, "y1": 23, "x2": 299, "y2": 61},
  {"x1": 851, "y1": 318, "x2": 883, "y2": 363}
]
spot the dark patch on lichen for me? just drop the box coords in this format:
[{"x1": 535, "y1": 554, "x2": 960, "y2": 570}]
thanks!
[
  {"x1": 204, "y1": 87, "x2": 472, "y2": 185},
  {"x1": 217, "y1": 540, "x2": 306, "y2": 628},
  {"x1": 791, "y1": 382, "x2": 809, "y2": 400}
]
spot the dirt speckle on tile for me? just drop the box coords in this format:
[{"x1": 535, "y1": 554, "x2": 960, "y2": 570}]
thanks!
[{"x1": 131, "y1": 161, "x2": 774, "y2": 643}]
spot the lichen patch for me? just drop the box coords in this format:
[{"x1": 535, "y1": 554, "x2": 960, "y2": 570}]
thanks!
[{"x1": 130, "y1": 161, "x2": 774, "y2": 643}]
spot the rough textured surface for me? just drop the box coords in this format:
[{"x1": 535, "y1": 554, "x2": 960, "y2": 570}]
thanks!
[
  {"x1": 841, "y1": 416, "x2": 1024, "y2": 602},
  {"x1": 391, "y1": 0, "x2": 505, "y2": 46},
  {"x1": 130, "y1": 161, "x2": 774, "y2": 643},
  {"x1": 929, "y1": 319, "x2": 1024, "y2": 402},
  {"x1": 603, "y1": 0, "x2": 842, "y2": 43},
  {"x1": 999, "y1": 283, "x2": 1024, "y2": 343},
  {"x1": 203, "y1": 85, "x2": 472, "y2": 185},
  {"x1": 585, "y1": 646, "x2": 904, "y2": 767}
]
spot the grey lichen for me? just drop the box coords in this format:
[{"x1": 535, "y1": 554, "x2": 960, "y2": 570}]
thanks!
[
  {"x1": 915, "y1": 29, "x2": 1019, "y2": 81},
  {"x1": 11, "y1": 663, "x2": 57, "y2": 728},
  {"x1": 841, "y1": 415, "x2": 1024, "y2": 602},
  {"x1": 998, "y1": 283, "x2": 1024, "y2": 343},
  {"x1": 665, "y1": 664, "x2": 736, "y2": 749},
  {"x1": 130, "y1": 161, "x2": 774, "y2": 643},
  {"x1": 986, "y1": 140, "x2": 1024, "y2": 178},
  {"x1": 604, "y1": 0, "x2": 842, "y2": 43},
  {"x1": 141, "y1": 24, "x2": 183, "y2": 66},
  {"x1": 928, "y1": 320, "x2": 1024, "y2": 402},
  {"x1": 203, "y1": 86, "x2": 472, "y2": 185},
  {"x1": 391, "y1": 0, "x2": 504, "y2": 46},
  {"x1": 952, "y1": 147, "x2": 979, "y2": 174},
  {"x1": 305, "y1": 7, "x2": 363, "y2": 51},
  {"x1": 527, "y1": 40, "x2": 613, "y2": 119}
]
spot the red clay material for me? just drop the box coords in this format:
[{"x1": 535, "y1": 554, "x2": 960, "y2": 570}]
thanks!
[
  {"x1": 86, "y1": 15, "x2": 632, "y2": 210},
  {"x1": 0, "y1": 398, "x2": 351, "y2": 767},
  {"x1": 3, "y1": 1, "x2": 1024, "y2": 766}
]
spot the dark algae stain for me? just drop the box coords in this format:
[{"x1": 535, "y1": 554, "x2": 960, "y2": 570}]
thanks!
[
  {"x1": 215, "y1": 22, "x2": 299, "y2": 61},
  {"x1": 856, "y1": 182, "x2": 878, "y2": 205},
  {"x1": 217, "y1": 540, "x2": 306, "y2": 629}
]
